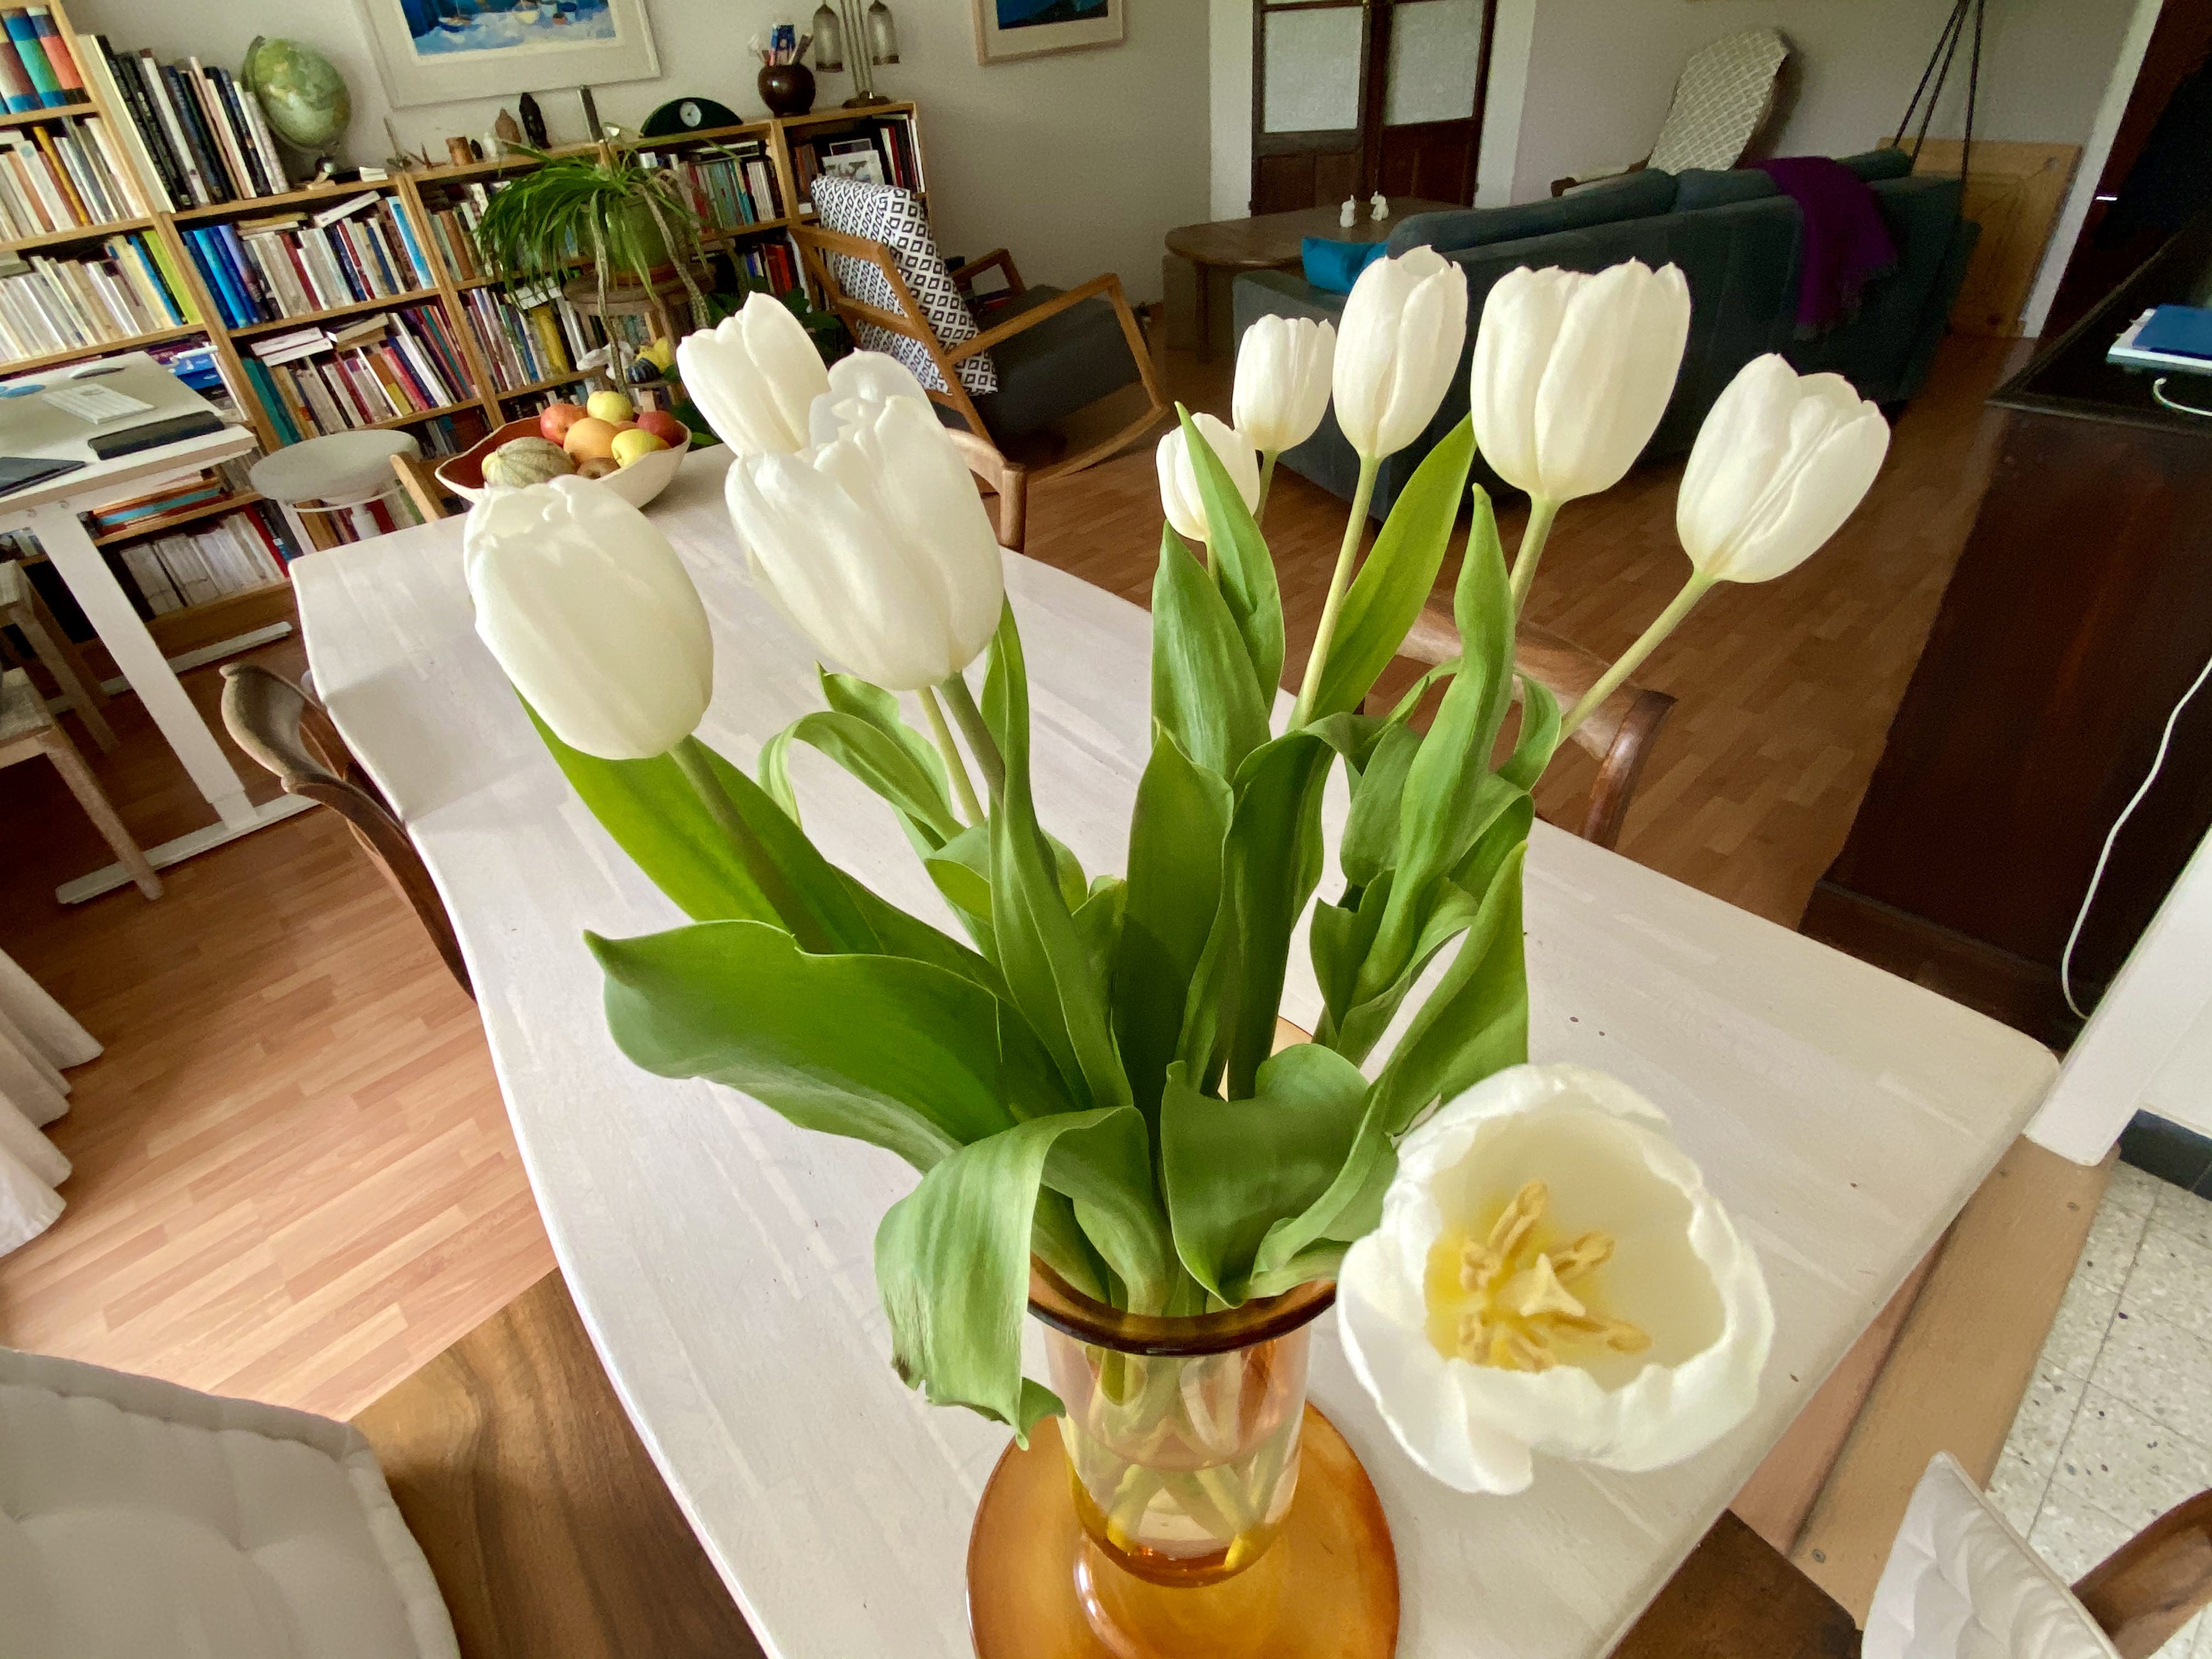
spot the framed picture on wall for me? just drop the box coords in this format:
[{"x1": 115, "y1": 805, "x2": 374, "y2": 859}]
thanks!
[
  {"x1": 353, "y1": 0, "x2": 662, "y2": 108},
  {"x1": 972, "y1": 0, "x2": 1125, "y2": 64}
]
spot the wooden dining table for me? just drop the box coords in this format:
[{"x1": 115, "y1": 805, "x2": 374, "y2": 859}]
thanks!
[{"x1": 292, "y1": 449, "x2": 2056, "y2": 1659}]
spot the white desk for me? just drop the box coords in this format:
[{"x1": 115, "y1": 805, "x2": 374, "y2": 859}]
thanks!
[
  {"x1": 0, "y1": 355, "x2": 311, "y2": 900},
  {"x1": 294, "y1": 450, "x2": 2058, "y2": 1659}
]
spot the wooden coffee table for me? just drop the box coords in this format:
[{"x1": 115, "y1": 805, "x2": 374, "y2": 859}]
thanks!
[{"x1": 1165, "y1": 198, "x2": 1460, "y2": 359}]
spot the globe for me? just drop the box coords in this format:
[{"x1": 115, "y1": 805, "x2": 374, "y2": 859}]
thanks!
[{"x1": 241, "y1": 37, "x2": 351, "y2": 159}]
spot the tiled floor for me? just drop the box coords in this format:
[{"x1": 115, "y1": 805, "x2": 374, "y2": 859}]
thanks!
[{"x1": 1993, "y1": 1161, "x2": 2212, "y2": 1657}]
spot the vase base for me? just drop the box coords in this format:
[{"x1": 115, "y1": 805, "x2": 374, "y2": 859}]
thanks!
[{"x1": 966, "y1": 1404, "x2": 1398, "y2": 1659}]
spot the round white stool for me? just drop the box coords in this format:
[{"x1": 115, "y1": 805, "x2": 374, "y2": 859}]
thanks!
[{"x1": 248, "y1": 431, "x2": 422, "y2": 531}]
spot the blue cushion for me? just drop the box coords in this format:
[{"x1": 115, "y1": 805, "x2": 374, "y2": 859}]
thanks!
[
  {"x1": 1672, "y1": 168, "x2": 1778, "y2": 212},
  {"x1": 1839, "y1": 147, "x2": 1914, "y2": 183},
  {"x1": 1302, "y1": 236, "x2": 1387, "y2": 295},
  {"x1": 1386, "y1": 168, "x2": 1679, "y2": 257}
]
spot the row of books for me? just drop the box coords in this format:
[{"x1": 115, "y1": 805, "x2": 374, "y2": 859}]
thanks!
[
  {"x1": 78, "y1": 36, "x2": 290, "y2": 211},
  {"x1": 640, "y1": 142, "x2": 785, "y2": 232},
  {"x1": 0, "y1": 230, "x2": 193, "y2": 357},
  {"x1": 0, "y1": 8, "x2": 80, "y2": 112},
  {"x1": 788, "y1": 115, "x2": 922, "y2": 204},
  {"x1": 149, "y1": 335, "x2": 244, "y2": 421},
  {"x1": 181, "y1": 193, "x2": 435, "y2": 330},
  {"x1": 85, "y1": 460, "x2": 252, "y2": 535},
  {"x1": 0, "y1": 116, "x2": 151, "y2": 238},
  {"x1": 458, "y1": 282, "x2": 586, "y2": 394},
  {"x1": 238, "y1": 304, "x2": 471, "y2": 443},
  {"x1": 115, "y1": 507, "x2": 289, "y2": 614},
  {"x1": 729, "y1": 240, "x2": 800, "y2": 297}
]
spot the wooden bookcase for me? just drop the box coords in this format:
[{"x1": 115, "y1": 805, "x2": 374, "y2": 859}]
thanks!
[{"x1": 0, "y1": 22, "x2": 923, "y2": 655}]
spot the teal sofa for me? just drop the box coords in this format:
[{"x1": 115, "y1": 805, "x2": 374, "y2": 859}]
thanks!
[{"x1": 1233, "y1": 150, "x2": 1979, "y2": 516}]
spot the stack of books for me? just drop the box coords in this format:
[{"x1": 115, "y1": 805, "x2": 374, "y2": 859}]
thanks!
[
  {"x1": 0, "y1": 229, "x2": 193, "y2": 354},
  {"x1": 183, "y1": 191, "x2": 435, "y2": 329},
  {"x1": 459, "y1": 279, "x2": 588, "y2": 393},
  {"x1": 112, "y1": 505, "x2": 289, "y2": 613},
  {"x1": 238, "y1": 303, "x2": 471, "y2": 443},
  {"x1": 0, "y1": 8, "x2": 83, "y2": 112},
  {"x1": 86, "y1": 467, "x2": 239, "y2": 535},
  {"x1": 641, "y1": 141, "x2": 783, "y2": 230},
  {"x1": 77, "y1": 35, "x2": 290, "y2": 210},
  {"x1": 0, "y1": 115, "x2": 152, "y2": 236}
]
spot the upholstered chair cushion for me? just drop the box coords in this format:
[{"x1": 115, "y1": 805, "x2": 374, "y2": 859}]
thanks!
[{"x1": 809, "y1": 175, "x2": 998, "y2": 397}]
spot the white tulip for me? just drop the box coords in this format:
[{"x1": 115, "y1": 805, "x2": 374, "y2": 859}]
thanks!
[
  {"x1": 1333, "y1": 247, "x2": 1469, "y2": 462},
  {"x1": 809, "y1": 349, "x2": 932, "y2": 445},
  {"x1": 1470, "y1": 259, "x2": 1692, "y2": 504},
  {"x1": 464, "y1": 477, "x2": 714, "y2": 761},
  {"x1": 1232, "y1": 314, "x2": 1336, "y2": 454},
  {"x1": 727, "y1": 394, "x2": 1005, "y2": 691},
  {"x1": 675, "y1": 291, "x2": 830, "y2": 456},
  {"x1": 1338, "y1": 1063, "x2": 1773, "y2": 1496},
  {"x1": 1155, "y1": 413, "x2": 1261, "y2": 545},
  {"x1": 1677, "y1": 354, "x2": 1891, "y2": 584}
]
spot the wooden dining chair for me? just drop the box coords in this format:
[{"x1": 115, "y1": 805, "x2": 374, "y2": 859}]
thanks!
[
  {"x1": 391, "y1": 452, "x2": 461, "y2": 523},
  {"x1": 1620, "y1": 1459, "x2": 2212, "y2": 1659},
  {"x1": 218, "y1": 661, "x2": 472, "y2": 997},
  {"x1": 1369, "y1": 607, "x2": 1676, "y2": 851},
  {"x1": 945, "y1": 427, "x2": 1029, "y2": 554},
  {"x1": 792, "y1": 176, "x2": 1167, "y2": 483},
  {"x1": 0, "y1": 666, "x2": 159, "y2": 899}
]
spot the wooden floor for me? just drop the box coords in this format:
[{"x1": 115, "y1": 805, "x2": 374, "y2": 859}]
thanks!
[{"x1": 0, "y1": 333, "x2": 2024, "y2": 1419}]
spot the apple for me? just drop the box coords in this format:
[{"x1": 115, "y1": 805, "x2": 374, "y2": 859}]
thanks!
[
  {"x1": 586, "y1": 389, "x2": 635, "y2": 426},
  {"x1": 562, "y1": 416, "x2": 620, "y2": 462},
  {"x1": 611, "y1": 427, "x2": 669, "y2": 467},
  {"x1": 575, "y1": 455, "x2": 620, "y2": 479},
  {"x1": 635, "y1": 409, "x2": 687, "y2": 448},
  {"x1": 538, "y1": 401, "x2": 588, "y2": 443}
]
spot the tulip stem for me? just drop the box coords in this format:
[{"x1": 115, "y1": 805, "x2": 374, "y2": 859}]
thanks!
[
  {"x1": 938, "y1": 673, "x2": 1005, "y2": 803},
  {"x1": 1508, "y1": 495, "x2": 1560, "y2": 622},
  {"x1": 1255, "y1": 451, "x2": 1278, "y2": 528},
  {"x1": 672, "y1": 737, "x2": 834, "y2": 955},
  {"x1": 918, "y1": 685, "x2": 984, "y2": 825},
  {"x1": 1289, "y1": 452, "x2": 1380, "y2": 728},
  {"x1": 1559, "y1": 572, "x2": 1715, "y2": 741}
]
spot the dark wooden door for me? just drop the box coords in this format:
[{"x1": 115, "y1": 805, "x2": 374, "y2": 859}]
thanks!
[{"x1": 1251, "y1": 0, "x2": 1495, "y2": 216}]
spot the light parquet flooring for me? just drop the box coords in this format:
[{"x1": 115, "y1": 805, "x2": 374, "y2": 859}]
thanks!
[{"x1": 0, "y1": 331, "x2": 2023, "y2": 1419}]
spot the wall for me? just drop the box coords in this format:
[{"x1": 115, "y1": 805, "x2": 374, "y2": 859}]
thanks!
[{"x1": 75, "y1": 0, "x2": 1211, "y2": 299}]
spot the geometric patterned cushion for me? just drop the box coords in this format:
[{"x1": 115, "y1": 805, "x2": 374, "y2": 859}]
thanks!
[
  {"x1": 809, "y1": 176, "x2": 997, "y2": 397},
  {"x1": 1646, "y1": 27, "x2": 1790, "y2": 175}
]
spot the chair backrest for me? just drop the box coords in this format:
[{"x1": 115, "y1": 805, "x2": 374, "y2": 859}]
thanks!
[
  {"x1": 1382, "y1": 607, "x2": 1675, "y2": 851},
  {"x1": 1866, "y1": 1453, "x2": 2211, "y2": 1659},
  {"x1": 391, "y1": 452, "x2": 459, "y2": 522},
  {"x1": 1647, "y1": 27, "x2": 1791, "y2": 174},
  {"x1": 219, "y1": 662, "x2": 472, "y2": 998},
  {"x1": 804, "y1": 176, "x2": 998, "y2": 398},
  {"x1": 944, "y1": 428, "x2": 1029, "y2": 554}
]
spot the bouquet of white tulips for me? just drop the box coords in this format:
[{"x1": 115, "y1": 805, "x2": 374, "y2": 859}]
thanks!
[{"x1": 465, "y1": 263, "x2": 1889, "y2": 1487}]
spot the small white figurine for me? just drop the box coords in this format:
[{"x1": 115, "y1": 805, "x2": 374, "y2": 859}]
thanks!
[
  {"x1": 1371, "y1": 191, "x2": 1390, "y2": 221},
  {"x1": 1340, "y1": 195, "x2": 1358, "y2": 230}
]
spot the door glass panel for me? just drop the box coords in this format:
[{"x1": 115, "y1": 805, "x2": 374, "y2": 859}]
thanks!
[
  {"x1": 1263, "y1": 6, "x2": 1364, "y2": 134},
  {"x1": 1384, "y1": 0, "x2": 1482, "y2": 126}
]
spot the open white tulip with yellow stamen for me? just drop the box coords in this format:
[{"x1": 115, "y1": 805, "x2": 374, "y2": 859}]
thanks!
[{"x1": 1338, "y1": 1063, "x2": 1773, "y2": 1495}]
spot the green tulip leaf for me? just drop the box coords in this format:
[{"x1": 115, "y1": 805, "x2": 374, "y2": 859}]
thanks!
[
  {"x1": 1340, "y1": 720, "x2": 1421, "y2": 892},
  {"x1": 759, "y1": 709, "x2": 964, "y2": 849},
  {"x1": 1151, "y1": 526, "x2": 1272, "y2": 781},
  {"x1": 821, "y1": 672, "x2": 954, "y2": 802},
  {"x1": 1502, "y1": 673, "x2": 1562, "y2": 790},
  {"x1": 1175, "y1": 404, "x2": 1285, "y2": 697},
  {"x1": 1306, "y1": 415, "x2": 1477, "y2": 721},
  {"x1": 588, "y1": 918, "x2": 1077, "y2": 1169},
  {"x1": 1160, "y1": 1043, "x2": 1371, "y2": 1304},
  {"x1": 1218, "y1": 731, "x2": 1336, "y2": 1101},
  {"x1": 1113, "y1": 730, "x2": 1233, "y2": 1129},
  {"x1": 875, "y1": 1104, "x2": 1167, "y2": 1440}
]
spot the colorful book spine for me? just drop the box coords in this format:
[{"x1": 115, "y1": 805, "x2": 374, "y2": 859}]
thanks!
[
  {"x1": 25, "y1": 9, "x2": 78, "y2": 98},
  {"x1": 0, "y1": 23, "x2": 32, "y2": 112},
  {"x1": 1, "y1": 8, "x2": 65, "y2": 108}
]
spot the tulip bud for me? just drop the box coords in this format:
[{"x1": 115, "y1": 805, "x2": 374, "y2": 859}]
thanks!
[
  {"x1": 1470, "y1": 259, "x2": 1691, "y2": 504},
  {"x1": 809, "y1": 349, "x2": 932, "y2": 445},
  {"x1": 1232, "y1": 314, "x2": 1335, "y2": 454},
  {"x1": 727, "y1": 395, "x2": 1005, "y2": 691},
  {"x1": 1333, "y1": 247, "x2": 1469, "y2": 461},
  {"x1": 675, "y1": 291, "x2": 830, "y2": 457},
  {"x1": 1677, "y1": 354, "x2": 1889, "y2": 584},
  {"x1": 1155, "y1": 413, "x2": 1261, "y2": 545},
  {"x1": 464, "y1": 477, "x2": 714, "y2": 761}
]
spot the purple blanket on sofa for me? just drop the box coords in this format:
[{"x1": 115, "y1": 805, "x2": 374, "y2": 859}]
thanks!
[{"x1": 1756, "y1": 156, "x2": 1899, "y2": 334}]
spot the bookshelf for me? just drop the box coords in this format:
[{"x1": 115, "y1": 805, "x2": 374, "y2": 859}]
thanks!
[{"x1": 0, "y1": 17, "x2": 927, "y2": 652}]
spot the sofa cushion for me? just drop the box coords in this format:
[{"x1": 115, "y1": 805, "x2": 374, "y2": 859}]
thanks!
[
  {"x1": 1840, "y1": 146, "x2": 1915, "y2": 183},
  {"x1": 0, "y1": 1346, "x2": 458, "y2": 1659},
  {"x1": 946, "y1": 283, "x2": 1140, "y2": 442},
  {"x1": 1673, "y1": 167, "x2": 1779, "y2": 212},
  {"x1": 810, "y1": 175, "x2": 998, "y2": 397},
  {"x1": 1301, "y1": 235, "x2": 1387, "y2": 295},
  {"x1": 1386, "y1": 168, "x2": 1679, "y2": 257}
]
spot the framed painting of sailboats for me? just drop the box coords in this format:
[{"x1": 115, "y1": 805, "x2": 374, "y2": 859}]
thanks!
[{"x1": 354, "y1": 0, "x2": 661, "y2": 107}]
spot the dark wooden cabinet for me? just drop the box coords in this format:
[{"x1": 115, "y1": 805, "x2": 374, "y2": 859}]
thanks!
[{"x1": 1804, "y1": 217, "x2": 2212, "y2": 1045}]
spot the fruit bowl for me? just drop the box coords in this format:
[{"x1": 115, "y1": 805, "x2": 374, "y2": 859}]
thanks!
[{"x1": 436, "y1": 417, "x2": 692, "y2": 511}]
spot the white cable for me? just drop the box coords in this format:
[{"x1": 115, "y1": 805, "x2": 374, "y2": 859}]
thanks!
[{"x1": 2060, "y1": 642, "x2": 2212, "y2": 1019}]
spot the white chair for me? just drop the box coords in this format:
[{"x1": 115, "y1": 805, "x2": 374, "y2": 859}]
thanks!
[{"x1": 1551, "y1": 27, "x2": 1792, "y2": 196}]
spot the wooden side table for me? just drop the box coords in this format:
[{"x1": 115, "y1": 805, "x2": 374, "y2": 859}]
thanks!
[{"x1": 1164, "y1": 199, "x2": 1459, "y2": 360}]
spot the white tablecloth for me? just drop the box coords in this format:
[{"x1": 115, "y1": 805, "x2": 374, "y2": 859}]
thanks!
[{"x1": 0, "y1": 949, "x2": 97, "y2": 1256}]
